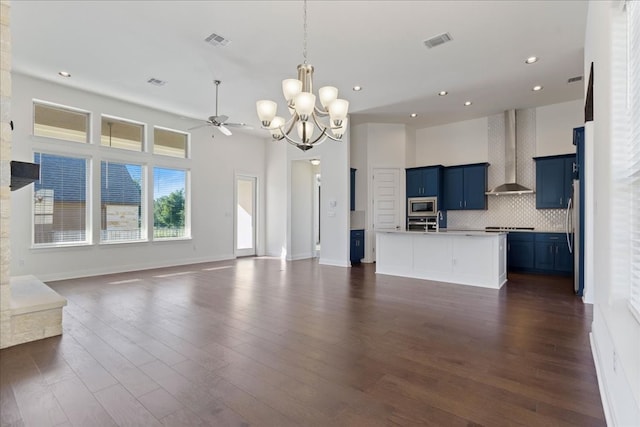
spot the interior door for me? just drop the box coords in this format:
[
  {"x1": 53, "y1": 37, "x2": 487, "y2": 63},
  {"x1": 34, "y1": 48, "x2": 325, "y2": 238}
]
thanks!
[
  {"x1": 372, "y1": 168, "x2": 401, "y2": 261},
  {"x1": 235, "y1": 175, "x2": 256, "y2": 257}
]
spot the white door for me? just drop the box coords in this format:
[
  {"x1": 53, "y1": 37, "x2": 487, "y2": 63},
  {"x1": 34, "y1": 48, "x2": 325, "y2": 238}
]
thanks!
[
  {"x1": 372, "y1": 168, "x2": 401, "y2": 260},
  {"x1": 235, "y1": 175, "x2": 257, "y2": 257}
]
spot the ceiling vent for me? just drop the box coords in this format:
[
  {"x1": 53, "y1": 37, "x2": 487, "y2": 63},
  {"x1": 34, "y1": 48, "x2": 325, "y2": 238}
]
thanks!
[
  {"x1": 423, "y1": 32, "x2": 453, "y2": 49},
  {"x1": 147, "y1": 78, "x2": 166, "y2": 86},
  {"x1": 567, "y1": 75, "x2": 583, "y2": 84},
  {"x1": 204, "y1": 32, "x2": 231, "y2": 47}
]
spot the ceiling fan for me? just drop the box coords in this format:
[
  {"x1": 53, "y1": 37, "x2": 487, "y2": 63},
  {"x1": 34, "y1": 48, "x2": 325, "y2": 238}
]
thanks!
[{"x1": 190, "y1": 80, "x2": 251, "y2": 136}]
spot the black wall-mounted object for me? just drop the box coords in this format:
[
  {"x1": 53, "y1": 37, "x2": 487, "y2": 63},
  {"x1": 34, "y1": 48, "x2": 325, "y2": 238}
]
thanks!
[
  {"x1": 10, "y1": 161, "x2": 40, "y2": 191},
  {"x1": 585, "y1": 62, "x2": 593, "y2": 122}
]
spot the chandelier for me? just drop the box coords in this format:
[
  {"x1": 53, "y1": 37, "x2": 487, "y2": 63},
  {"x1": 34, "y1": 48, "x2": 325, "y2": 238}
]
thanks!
[{"x1": 256, "y1": 0, "x2": 349, "y2": 151}]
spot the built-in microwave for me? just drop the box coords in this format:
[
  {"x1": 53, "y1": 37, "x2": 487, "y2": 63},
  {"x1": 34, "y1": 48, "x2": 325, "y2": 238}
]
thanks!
[{"x1": 408, "y1": 197, "x2": 437, "y2": 217}]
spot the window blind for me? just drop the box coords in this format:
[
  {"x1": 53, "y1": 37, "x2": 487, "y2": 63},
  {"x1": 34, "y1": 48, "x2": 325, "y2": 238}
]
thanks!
[
  {"x1": 153, "y1": 167, "x2": 187, "y2": 239},
  {"x1": 101, "y1": 161, "x2": 144, "y2": 242},
  {"x1": 628, "y1": 0, "x2": 640, "y2": 320}
]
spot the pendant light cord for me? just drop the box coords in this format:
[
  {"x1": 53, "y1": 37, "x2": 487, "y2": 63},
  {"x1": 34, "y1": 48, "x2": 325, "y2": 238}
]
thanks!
[{"x1": 303, "y1": 0, "x2": 308, "y2": 64}]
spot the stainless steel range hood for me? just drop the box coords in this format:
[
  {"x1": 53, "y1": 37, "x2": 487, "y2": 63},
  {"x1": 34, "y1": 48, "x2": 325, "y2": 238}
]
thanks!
[{"x1": 486, "y1": 110, "x2": 534, "y2": 195}]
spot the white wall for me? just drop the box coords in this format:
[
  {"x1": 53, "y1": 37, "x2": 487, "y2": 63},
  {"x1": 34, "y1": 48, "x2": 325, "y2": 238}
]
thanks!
[
  {"x1": 289, "y1": 160, "x2": 314, "y2": 260},
  {"x1": 10, "y1": 74, "x2": 266, "y2": 281},
  {"x1": 536, "y1": 99, "x2": 583, "y2": 156},
  {"x1": 585, "y1": 2, "x2": 640, "y2": 426},
  {"x1": 415, "y1": 117, "x2": 489, "y2": 166},
  {"x1": 263, "y1": 127, "x2": 349, "y2": 266}
]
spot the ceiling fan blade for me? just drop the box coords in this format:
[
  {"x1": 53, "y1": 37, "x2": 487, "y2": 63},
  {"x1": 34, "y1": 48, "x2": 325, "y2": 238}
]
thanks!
[
  {"x1": 217, "y1": 125, "x2": 232, "y2": 136},
  {"x1": 187, "y1": 123, "x2": 212, "y2": 131},
  {"x1": 223, "y1": 122, "x2": 252, "y2": 129}
]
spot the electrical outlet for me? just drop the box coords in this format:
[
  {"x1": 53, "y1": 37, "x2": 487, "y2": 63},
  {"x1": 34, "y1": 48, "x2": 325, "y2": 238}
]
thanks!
[
  {"x1": 18, "y1": 259, "x2": 25, "y2": 267},
  {"x1": 613, "y1": 350, "x2": 617, "y2": 373}
]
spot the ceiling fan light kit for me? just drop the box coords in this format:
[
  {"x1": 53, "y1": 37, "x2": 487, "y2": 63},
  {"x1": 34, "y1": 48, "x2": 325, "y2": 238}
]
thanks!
[{"x1": 256, "y1": 0, "x2": 349, "y2": 151}]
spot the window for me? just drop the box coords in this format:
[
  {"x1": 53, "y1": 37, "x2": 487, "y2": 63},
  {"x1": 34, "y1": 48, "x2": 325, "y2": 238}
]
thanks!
[
  {"x1": 33, "y1": 102, "x2": 89, "y2": 143},
  {"x1": 101, "y1": 161, "x2": 144, "y2": 243},
  {"x1": 101, "y1": 116, "x2": 144, "y2": 151},
  {"x1": 153, "y1": 167, "x2": 188, "y2": 239},
  {"x1": 154, "y1": 127, "x2": 188, "y2": 158},
  {"x1": 33, "y1": 152, "x2": 89, "y2": 245}
]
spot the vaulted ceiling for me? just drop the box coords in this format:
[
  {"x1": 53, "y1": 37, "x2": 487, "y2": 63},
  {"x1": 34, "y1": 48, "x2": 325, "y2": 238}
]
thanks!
[{"x1": 10, "y1": 1, "x2": 588, "y2": 133}]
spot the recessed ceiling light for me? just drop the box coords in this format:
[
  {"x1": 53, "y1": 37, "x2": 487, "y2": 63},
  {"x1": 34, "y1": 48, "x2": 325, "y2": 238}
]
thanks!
[
  {"x1": 58, "y1": 71, "x2": 71, "y2": 78},
  {"x1": 532, "y1": 85, "x2": 543, "y2": 91},
  {"x1": 438, "y1": 91, "x2": 448, "y2": 96},
  {"x1": 352, "y1": 85, "x2": 362, "y2": 91},
  {"x1": 525, "y1": 56, "x2": 538, "y2": 64},
  {"x1": 410, "y1": 113, "x2": 418, "y2": 118},
  {"x1": 464, "y1": 101, "x2": 472, "y2": 106},
  {"x1": 310, "y1": 159, "x2": 320, "y2": 166}
]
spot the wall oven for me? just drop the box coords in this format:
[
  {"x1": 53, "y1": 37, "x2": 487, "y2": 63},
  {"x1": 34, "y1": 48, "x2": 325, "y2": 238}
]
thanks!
[{"x1": 408, "y1": 197, "x2": 437, "y2": 217}]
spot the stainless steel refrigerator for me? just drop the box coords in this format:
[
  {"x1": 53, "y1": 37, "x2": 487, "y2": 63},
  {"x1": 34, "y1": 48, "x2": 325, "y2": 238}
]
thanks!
[{"x1": 567, "y1": 127, "x2": 585, "y2": 296}]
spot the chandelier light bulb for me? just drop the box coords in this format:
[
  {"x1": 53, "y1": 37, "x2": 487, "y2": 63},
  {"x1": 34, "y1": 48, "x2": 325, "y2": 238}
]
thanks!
[
  {"x1": 297, "y1": 121, "x2": 314, "y2": 142},
  {"x1": 332, "y1": 117, "x2": 348, "y2": 138},
  {"x1": 282, "y1": 79, "x2": 303, "y2": 102},
  {"x1": 319, "y1": 86, "x2": 338, "y2": 110},
  {"x1": 329, "y1": 99, "x2": 349, "y2": 124},
  {"x1": 294, "y1": 92, "x2": 316, "y2": 120},
  {"x1": 256, "y1": 100, "x2": 277, "y2": 126},
  {"x1": 269, "y1": 116, "x2": 285, "y2": 139}
]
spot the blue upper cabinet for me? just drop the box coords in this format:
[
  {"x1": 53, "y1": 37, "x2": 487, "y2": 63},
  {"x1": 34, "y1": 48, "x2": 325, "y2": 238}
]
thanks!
[
  {"x1": 443, "y1": 163, "x2": 488, "y2": 210},
  {"x1": 534, "y1": 154, "x2": 576, "y2": 209},
  {"x1": 406, "y1": 166, "x2": 442, "y2": 198}
]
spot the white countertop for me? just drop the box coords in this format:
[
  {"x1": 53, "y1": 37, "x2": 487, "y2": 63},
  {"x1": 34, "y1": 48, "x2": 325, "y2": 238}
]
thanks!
[{"x1": 376, "y1": 229, "x2": 507, "y2": 236}]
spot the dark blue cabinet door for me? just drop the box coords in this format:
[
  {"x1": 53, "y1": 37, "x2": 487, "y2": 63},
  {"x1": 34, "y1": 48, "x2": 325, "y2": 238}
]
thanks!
[
  {"x1": 534, "y1": 241, "x2": 555, "y2": 270},
  {"x1": 350, "y1": 168, "x2": 356, "y2": 211},
  {"x1": 536, "y1": 158, "x2": 565, "y2": 208},
  {"x1": 507, "y1": 232, "x2": 534, "y2": 270},
  {"x1": 463, "y1": 165, "x2": 487, "y2": 209},
  {"x1": 554, "y1": 240, "x2": 574, "y2": 273},
  {"x1": 422, "y1": 168, "x2": 439, "y2": 196},
  {"x1": 443, "y1": 167, "x2": 463, "y2": 210},
  {"x1": 406, "y1": 169, "x2": 422, "y2": 197},
  {"x1": 350, "y1": 230, "x2": 364, "y2": 264}
]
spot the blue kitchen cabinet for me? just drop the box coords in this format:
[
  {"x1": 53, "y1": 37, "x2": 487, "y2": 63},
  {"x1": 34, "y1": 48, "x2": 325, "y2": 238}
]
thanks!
[
  {"x1": 507, "y1": 233, "x2": 534, "y2": 270},
  {"x1": 350, "y1": 168, "x2": 356, "y2": 211},
  {"x1": 533, "y1": 233, "x2": 573, "y2": 274},
  {"x1": 406, "y1": 166, "x2": 442, "y2": 198},
  {"x1": 443, "y1": 163, "x2": 488, "y2": 210},
  {"x1": 535, "y1": 154, "x2": 576, "y2": 209},
  {"x1": 350, "y1": 229, "x2": 365, "y2": 264}
]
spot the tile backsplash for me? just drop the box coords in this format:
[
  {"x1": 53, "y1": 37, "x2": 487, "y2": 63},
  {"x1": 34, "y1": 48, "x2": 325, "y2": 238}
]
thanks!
[{"x1": 447, "y1": 109, "x2": 567, "y2": 232}]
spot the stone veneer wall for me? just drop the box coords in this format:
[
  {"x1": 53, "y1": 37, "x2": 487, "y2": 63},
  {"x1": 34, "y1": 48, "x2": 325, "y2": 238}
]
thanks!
[{"x1": 0, "y1": 0, "x2": 12, "y2": 348}]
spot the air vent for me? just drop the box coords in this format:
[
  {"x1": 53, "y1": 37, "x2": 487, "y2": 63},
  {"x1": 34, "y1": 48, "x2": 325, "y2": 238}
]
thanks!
[
  {"x1": 567, "y1": 75, "x2": 583, "y2": 84},
  {"x1": 423, "y1": 32, "x2": 453, "y2": 49},
  {"x1": 204, "y1": 32, "x2": 231, "y2": 47},
  {"x1": 147, "y1": 78, "x2": 166, "y2": 86}
]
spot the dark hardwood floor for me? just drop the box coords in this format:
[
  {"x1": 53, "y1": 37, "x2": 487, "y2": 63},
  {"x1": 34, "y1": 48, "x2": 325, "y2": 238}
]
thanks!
[{"x1": 1, "y1": 258, "x2": 605, "y2": 426}]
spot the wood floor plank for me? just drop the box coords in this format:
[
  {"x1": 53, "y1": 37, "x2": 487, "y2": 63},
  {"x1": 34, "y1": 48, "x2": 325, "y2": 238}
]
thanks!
[
  {"x1": 93, "y1": 384, "x2": 162, "y2": 427},
  {"x1": 49, "y1": 377, "x2": 117, "y2": 427},
  {"x1": 1, "y1": 259, "x2": 605, "y2": 426}
]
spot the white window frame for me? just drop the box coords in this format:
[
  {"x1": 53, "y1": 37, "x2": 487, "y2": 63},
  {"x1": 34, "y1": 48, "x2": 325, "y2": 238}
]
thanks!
[
  {"x1": 31, "y1": 151, "x2": 92, "y2": 248},
  {"x1": 151, "y1": 166, "x2": 191, "y2": 241},
  {"x1": 153, "y1": 125, "x2": 191, "y2": 159},
  {"x1": 100, "y1": 114, "x2": 147, "y2": 152},
  {"x1": 32, "y1": 99, "x2": 91, "y2": 144},
  {"x1": 99, "y1": 159, "x2": 148, "y2": 244}
]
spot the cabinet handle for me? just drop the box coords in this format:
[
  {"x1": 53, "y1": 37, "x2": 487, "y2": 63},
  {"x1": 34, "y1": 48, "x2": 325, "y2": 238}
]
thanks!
[
  {"x1": 556, "y1": 246, "x2": 558, "y2": 254},
  {"x1": 459, "y1": 201, "x2": 462, "y2": 208},
  {"x1": 464, "y1": 200, "x2": 467, "y2": 208},
  {"x1": 508, "y1": 243, "x2": 510, "y2": 251},
  {"x1": 560, "y1": 197, "x2": 563, "y2": 206},
  {"x1": 549, "y1": 246, "x2": 553, "y2": 254}
]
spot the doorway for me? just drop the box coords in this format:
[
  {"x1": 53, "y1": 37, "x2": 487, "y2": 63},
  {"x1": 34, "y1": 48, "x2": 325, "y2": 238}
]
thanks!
[{"x1": 235, "y1": 175, "x2": 257, "y2": 257}]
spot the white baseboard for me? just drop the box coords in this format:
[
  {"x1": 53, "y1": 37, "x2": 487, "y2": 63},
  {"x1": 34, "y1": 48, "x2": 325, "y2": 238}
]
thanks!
[
  {"x1": 319, "y1": 258, "x2": 349, "y2": 268},
  {"x1": 590, "y1": 332, "x2": 615, "y2": 427}
]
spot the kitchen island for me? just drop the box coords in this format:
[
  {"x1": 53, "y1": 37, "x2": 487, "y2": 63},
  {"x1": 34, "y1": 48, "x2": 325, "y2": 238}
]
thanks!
[{"x1": 376, "y1": 230, "x2": 507, "y2": 289}]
